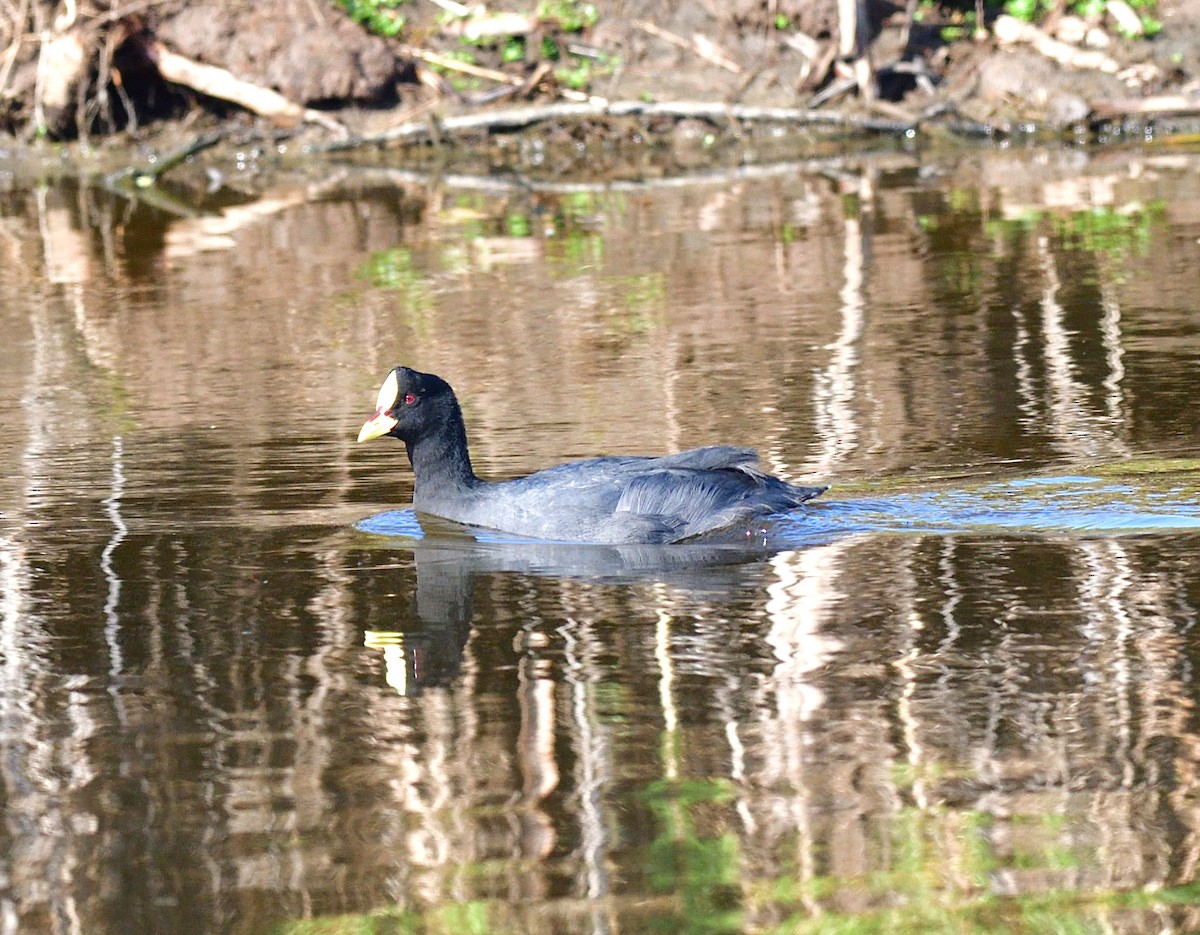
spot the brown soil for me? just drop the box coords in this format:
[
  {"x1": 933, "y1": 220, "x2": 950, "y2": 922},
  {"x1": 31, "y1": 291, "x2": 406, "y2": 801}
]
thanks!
[{"x1": 1, "y1": 0, "x2": 1198, "y2": 156}]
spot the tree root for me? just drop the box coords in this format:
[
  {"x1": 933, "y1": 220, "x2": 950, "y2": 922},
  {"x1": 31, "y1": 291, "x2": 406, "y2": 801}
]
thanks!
[{"x1": 145, "y1": 39, "x2": 343, "y2": 132}]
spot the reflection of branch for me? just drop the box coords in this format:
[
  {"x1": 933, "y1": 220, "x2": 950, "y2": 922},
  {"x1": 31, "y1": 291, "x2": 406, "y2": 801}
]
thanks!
[
  {"x1": 102, "y1": 437, "x2": 128, "y2": 691},
  {"x1": 161, "y1": 172, "x2": 351, "y2": 258},
  {"x1": 106, "y1": 181, "x2": 207, "y2": 219}
]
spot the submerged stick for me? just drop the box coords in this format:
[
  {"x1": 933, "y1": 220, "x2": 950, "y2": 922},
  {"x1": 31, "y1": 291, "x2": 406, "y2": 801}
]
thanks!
[{"x1": 103, "y1": 130, "x2": 224, "y2": 189}]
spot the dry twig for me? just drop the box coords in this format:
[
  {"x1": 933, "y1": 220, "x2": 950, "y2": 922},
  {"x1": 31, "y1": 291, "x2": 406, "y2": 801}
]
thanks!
[
  {"x1": 404, "y1": 45, "x2": 525, "y2": 87},
  {"x1": 634, "y1": 20, "x2": 742, "y2": 73},
  {"x1": 405, "y1": 44, "x2": 592, "y2": 103}
]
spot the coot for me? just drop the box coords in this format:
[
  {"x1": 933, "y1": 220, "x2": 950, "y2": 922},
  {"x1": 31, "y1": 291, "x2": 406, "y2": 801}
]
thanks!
[{"x1": 357, "y1": 366, "x2": 826, "y2": 544}]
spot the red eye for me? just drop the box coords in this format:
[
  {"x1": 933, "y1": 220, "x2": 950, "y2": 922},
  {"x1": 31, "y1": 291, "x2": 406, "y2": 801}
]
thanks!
[{"x1": 403, "y1": 393, "x2": 417, "y2": 405}]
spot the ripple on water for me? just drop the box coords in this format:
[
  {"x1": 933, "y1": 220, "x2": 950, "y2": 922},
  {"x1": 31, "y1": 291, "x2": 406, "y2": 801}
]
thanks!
[{"x1": 806, "y1": 474, "x2": 1200, "y2": 538}]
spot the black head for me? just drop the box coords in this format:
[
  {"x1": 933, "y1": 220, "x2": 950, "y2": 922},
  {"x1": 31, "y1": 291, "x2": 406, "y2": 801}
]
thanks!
[{"x1": 357, "y1": 366, "x2": 460, "y2": 445}]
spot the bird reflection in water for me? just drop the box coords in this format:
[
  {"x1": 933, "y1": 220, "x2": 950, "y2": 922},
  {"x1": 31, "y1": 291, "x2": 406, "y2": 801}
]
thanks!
[{"x1": 357, "y1": 509, "x2": 818, "y2": 696}]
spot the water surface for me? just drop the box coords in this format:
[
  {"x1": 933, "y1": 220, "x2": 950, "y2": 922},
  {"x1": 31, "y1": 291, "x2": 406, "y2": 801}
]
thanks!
[{"x1": 3, "y1": 148, "x2": 1200, "y2": 933}]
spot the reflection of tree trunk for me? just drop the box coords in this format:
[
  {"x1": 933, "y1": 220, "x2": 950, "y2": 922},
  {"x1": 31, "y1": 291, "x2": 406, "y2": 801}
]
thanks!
[
  {"x1": 1037, "y1": 235, "x2": 1092, "y2": 458},
  {"x1": 517, "y1": 655, "x2": 558, "y2": 862},
  {"x1": 1074, "y1": 538, "x2": 1178, "y2": 890},
  {"x1": 762, "y1": 543, "x2": 851, "y2": 904},
  {"x1": 561, "y1": 615, "x2": 613, "y2": 905},
  {"x1": 1036, "y1": 235, "x2": 1129, "y2": 460},
  {"x1": 808, "y1": 183, "x2": 868, "y2": 476},
  {"x1": 1, "y1": 202, "x2": 93, "y2": 931},
  {"x1": 1099, "y1": 281, "x2": 1128, "y2": 432},
  {"x1": 1173, "y1": 727, "x2": 1200, "y2": 885}
]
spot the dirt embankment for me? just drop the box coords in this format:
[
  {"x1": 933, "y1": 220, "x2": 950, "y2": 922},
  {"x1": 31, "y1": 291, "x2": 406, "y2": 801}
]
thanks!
[{"x1": 2, "y1": 0, "x2": 1199, "y2": 162}]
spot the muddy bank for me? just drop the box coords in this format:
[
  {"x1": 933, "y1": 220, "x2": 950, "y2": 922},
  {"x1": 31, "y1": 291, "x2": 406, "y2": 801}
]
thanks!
[{"x1": 1, "y1": 0, "x2": 1199, "y2": 180}]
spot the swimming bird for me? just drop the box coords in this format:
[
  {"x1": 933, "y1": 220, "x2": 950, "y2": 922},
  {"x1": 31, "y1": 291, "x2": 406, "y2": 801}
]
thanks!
[{"x1": 357, "y1": 366, "x2": 826, "y2": 544}]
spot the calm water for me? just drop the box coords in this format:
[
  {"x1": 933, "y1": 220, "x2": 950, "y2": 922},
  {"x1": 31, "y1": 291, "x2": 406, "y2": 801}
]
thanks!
[{"x1": 4, "y1": 146, "x2": 1200, "y2": 934}]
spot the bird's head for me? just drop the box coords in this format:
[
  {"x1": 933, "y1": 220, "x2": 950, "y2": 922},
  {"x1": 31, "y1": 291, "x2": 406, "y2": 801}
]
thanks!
[{"x1": 356, "y1": 367, "x2": 459, "y2": 445}]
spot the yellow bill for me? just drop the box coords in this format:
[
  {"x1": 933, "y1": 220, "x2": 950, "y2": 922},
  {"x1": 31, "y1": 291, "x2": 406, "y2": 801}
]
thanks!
[
  {"x1": 357, "y1": 370, "x2": 399, "y2": 443},
  {"x1": 357, "y1": 412, "x2": 398, "y2": 443}
]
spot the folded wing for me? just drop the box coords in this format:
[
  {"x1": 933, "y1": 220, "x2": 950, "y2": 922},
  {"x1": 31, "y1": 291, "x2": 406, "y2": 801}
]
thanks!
[{"x1": 613, "y1": 447, "x2": 825, "y2": 540}]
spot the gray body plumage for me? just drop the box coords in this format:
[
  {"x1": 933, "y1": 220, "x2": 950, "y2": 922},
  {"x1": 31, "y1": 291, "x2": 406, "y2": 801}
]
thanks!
[
  {"x1": 415, "y1": 445, "x2": 824, "y2": 544},
  {"x1": 362, "y1": 367, "x2": 826, "y2": 545}
]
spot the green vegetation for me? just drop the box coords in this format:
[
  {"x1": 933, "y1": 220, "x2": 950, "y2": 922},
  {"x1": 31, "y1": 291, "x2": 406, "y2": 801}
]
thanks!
[
  {"x1": 455, "y1": 1, "x2": 610, "y2": 91},
  {"x1": 338, "y1": 0, "x2": 600, "y2": 44},
  {"x1": 355, "y1": 247, "x2": 437, "y2": 334},
  {"x1": 918, "y1": 0, "x2": 1162, "y2": 41},
  {"x1": 338, "y1": 0, "x2": 612, "y2": 92},
  {"x1": 267, "y1": 819, "x2": 1200, "y2": 935},
  {"x1": 640, "y1": 777, "x2": 743, "y2": 934},
  {"x1": 975, "y1": 201, "x2": 1166, "y2": 281},
  {"x1": 603, "y1": 272, "x2": 665, "y2": 338},
  {"x1": 536, "y1": 0, "x2": 597, "y2": 33},
  {"x1": 1005, "y1": 0, "x2": 1162, "y2": 35},
  {"x1": 268, "y1": 903, "x2": 514, "y2": 934},
  {"x1": 917, "y1": 2, "x2": 984, "y2": 41},
  {"x1": 1051, "y1": 202, "x2": 1164, "y2": 260},
  {"x1": 337, "y1": 0, "x2": 409, "y2": 38}
]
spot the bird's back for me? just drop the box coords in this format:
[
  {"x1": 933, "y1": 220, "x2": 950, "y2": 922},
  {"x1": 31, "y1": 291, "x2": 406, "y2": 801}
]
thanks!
[{"x1": 416, "y1": 446, "x2": 824, "y2": 544}]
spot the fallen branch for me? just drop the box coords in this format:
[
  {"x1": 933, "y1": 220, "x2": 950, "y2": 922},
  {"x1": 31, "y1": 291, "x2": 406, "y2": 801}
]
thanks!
[
  {"x1": 795, "y1": 36, "x2": 839, "y2": 95},
  {"x1": 1089, "y1": 94, "x2": 1200, "y2": 120},
  {"x1": 319, "y1": 97, "x2": 996, "y2": 152},
  {"x1": 36, "y1": 30, "x2": 87, "y2": 113},
  {"x1": 145, "y1": 40, "x2": 344, "y2": 131},
  {"x1": 438, "y1": 11, "x2": 538, "y2": 40}
]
